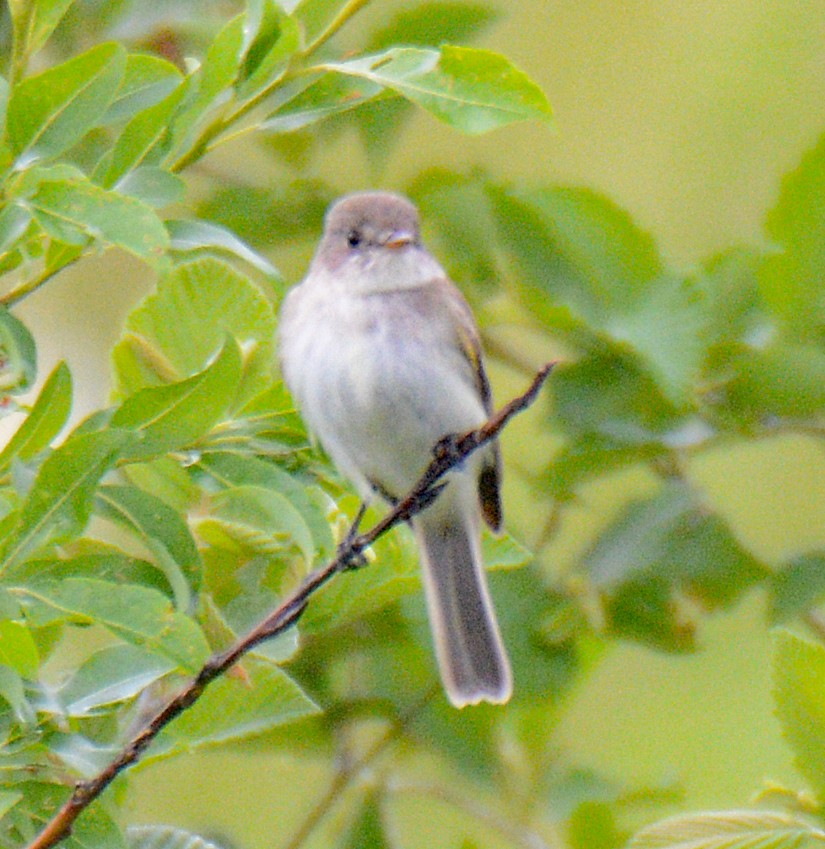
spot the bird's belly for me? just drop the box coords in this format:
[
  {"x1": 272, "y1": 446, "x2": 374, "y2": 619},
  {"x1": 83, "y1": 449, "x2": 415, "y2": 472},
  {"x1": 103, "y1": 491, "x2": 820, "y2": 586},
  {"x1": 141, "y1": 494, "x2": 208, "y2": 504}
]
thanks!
[{"x1": 299, "y1": 317, "x2": 484, "y2": 498}]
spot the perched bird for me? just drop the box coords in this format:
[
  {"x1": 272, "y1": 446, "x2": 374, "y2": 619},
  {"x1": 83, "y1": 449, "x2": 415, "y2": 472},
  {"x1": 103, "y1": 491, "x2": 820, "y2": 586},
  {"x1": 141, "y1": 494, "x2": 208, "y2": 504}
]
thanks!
[{"x1": 279, "y1": 191, "x2": 511, "y2": 707}]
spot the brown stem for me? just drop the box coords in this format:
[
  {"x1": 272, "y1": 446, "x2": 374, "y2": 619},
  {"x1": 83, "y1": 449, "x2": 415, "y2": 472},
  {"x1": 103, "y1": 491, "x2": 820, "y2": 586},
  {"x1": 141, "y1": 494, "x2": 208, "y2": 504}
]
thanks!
[{"x1": 24, "y1": 363, "x2": 554, "y2": 849}]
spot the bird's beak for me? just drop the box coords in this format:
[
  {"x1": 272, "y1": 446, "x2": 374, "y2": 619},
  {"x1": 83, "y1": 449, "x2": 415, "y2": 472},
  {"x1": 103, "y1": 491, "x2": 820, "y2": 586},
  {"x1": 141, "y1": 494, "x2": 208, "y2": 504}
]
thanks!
[{"x1": 382, "y1": 230, "x2": 414, "y2": 249}]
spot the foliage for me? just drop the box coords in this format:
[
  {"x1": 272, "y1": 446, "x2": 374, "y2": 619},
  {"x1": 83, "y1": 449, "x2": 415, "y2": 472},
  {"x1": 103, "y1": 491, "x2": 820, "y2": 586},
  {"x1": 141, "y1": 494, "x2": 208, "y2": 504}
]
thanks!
[{"x1": 0, "y1": 1, "x2": 823, "y2": 849}]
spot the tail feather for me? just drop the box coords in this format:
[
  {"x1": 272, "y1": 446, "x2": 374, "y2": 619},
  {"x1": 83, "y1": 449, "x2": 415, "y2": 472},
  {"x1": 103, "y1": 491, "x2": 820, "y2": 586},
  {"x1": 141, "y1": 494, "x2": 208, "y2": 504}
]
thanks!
[{"x1": 413, "y1": 485, "x2": 512, "y2": 707}]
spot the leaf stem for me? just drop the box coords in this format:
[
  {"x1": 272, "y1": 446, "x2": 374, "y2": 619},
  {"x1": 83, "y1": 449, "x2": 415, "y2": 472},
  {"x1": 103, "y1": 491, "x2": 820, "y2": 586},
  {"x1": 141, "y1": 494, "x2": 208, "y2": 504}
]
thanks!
[{"x1": 0, "y1": 258, "x2": 80, "y2": 308}]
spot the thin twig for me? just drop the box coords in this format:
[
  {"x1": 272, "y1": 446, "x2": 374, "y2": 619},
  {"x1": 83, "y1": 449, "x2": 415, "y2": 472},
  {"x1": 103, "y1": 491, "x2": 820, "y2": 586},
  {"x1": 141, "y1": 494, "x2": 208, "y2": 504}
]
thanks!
[
  {"x1": 281, "y1": 686, "x2": 438, "y2": 849},
  {"x1": 24, "y1": 363, "x2": 553, "y2": 849}
]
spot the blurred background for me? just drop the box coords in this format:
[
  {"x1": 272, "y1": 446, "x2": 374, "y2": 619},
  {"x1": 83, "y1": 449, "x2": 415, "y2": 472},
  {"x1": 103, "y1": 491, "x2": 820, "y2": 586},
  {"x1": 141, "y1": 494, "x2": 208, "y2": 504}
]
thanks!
[{"x1": 5, "y1": 0, "x2": 825, "y2": 845}]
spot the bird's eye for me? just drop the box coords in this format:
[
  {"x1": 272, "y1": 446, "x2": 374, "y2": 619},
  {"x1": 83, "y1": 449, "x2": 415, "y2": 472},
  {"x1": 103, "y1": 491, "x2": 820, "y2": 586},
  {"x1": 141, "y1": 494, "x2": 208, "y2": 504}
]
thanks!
[{"x1": 347, "y1": 230, "x2": 362, "y2": 248}]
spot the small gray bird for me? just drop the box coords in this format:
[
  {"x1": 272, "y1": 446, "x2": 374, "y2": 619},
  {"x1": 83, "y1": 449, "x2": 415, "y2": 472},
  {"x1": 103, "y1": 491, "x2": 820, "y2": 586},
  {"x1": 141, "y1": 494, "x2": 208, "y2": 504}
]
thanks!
[{"x1": 279, "y1": 191, "x2": 512, "y2": 707}]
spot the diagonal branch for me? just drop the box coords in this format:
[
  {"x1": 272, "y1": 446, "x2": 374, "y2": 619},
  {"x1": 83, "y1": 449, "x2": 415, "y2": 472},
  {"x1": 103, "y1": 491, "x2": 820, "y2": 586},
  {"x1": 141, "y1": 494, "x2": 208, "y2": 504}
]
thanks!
[{"x1": 25, "y1": 363, "x2": 554, "y2": 849}]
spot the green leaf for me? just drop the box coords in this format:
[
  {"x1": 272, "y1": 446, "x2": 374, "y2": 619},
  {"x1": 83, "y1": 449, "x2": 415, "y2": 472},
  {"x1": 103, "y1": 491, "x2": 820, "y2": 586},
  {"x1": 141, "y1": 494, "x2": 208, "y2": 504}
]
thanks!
[
  {"x1": 551, "y1": 353, "x2": 683, "y2": 444},
  {"x1": 322, "y1": 45, "x2": 552, "y2": 134},
  {"x1": 293, "y1": 0, "x2": 358, "y2": 49},
  {"x1": 0, "y1": 620, "x2": 39, "y2": 678},
  {"x1": 0, "y1": 362, "x2": 72, "y2": 473},
  {"x1": 771, "y1": 552, "x2": 825, "y2": 623},
  {"x1": 127, "y1": 826, "x2": 228, "y2": 849},
  {"x1": 585, "y1": 483, "x2": 768, "y2": 651},
  {"x1": 629, "y1": 810, "x2": 825, "y2": 849},
  {"x1": 115, "y1": 167, "x2": 185, "y2": 209},
  {"x1": 725, "y1": 342, "x2": 825, "y2": 420},
  {"x1": 166, "y1": 218, "x2": 280, "y2": 278},
  {"x1": 0, "y1": 665, "x2": 33, "y2": 724},
  {"x1": 105, "y1": 81, "x2": 187, "y2": 185},
  {"x1": 7, "y1": 42, "x2": 126, "y2": 161},
  {"x1": 25, "y1": 178, "x2": 169, "y2": 268},
  {"x1": 759, "y1": 132, "x2": 825, "y2": 334},
  {"x1": 111, "y1": 336, "x2": 242, "y2": 460},
  {"x1": 103, "y1": 54, "x2": 183, "y2": 124},
  {"x1": 489, "y1": 183, "x2": 662, "y2": 324},
  {"x1": 0, "y1": 307, "x2": 36, "y2": 394},
  {"x1": 0, "y1": 790, "x2": 23, "y2": 822},
  {"x1": 95, "y1": 484, "x2": 203, "y2": 602},
  {"x1": 112, "y1": 258, "x2": 277, "y2": 406},
  {"x1": 197, "y1": 453, "x2": 334, "y2": 560},
  {"x1": 262, "y1": 72, "x2": 386, "y2": 133},
  {"x1": 774, "y1": 630, "x2": 825, "y2": 797},
  {"x1": 17, "y1": 578, "x2": 209, "y2": 672},
  {"x1": 162, "y1": 657, "x2": 318, "y2": 749},
  {"x1": 237, "y1": 5, "x2": 300, "y2": 99},
  {"x1": 0, "y1": 430, "x2": 133, "y2": 576},
  {"x1": 195, "y1": 483, "x2": 316, "y2": 564},
  {"x1": 58, "y1": 644, "x2": 176, "y2": 715},
  {"x1": 27, "y1": 0, "x2": 76, "y2": 55}
]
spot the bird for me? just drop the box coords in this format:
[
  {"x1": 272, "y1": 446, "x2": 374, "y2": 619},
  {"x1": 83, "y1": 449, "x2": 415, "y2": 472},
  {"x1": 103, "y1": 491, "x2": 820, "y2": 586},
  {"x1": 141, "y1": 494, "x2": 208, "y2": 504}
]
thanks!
[{"x1": 278, "y1": 191, "x2": 512, "y2": 707}]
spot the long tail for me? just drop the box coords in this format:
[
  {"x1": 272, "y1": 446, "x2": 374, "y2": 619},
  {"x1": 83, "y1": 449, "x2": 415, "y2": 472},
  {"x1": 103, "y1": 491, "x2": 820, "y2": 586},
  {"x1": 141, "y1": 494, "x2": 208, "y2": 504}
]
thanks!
[{"x1": 412, "y1": 483, "x2": 512, "y2": 707}]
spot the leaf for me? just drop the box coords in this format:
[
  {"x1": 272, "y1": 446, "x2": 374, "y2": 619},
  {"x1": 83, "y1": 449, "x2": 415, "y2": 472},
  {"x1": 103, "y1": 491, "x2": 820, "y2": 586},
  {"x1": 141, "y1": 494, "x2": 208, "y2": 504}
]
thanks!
[
  {"x1": 127, "y1": 825, "x2": 228, "y2": 849},
  {"x1": 17, "y1": 578, "x2": 209, "y2": 672},
  {"x1": 0, "y1": 620, "x2": 39, "y2": 678},
  {"x1": 161, "y1": 657, "x2": 318, "y2": 749},
  {"x1": 112, "y1": 258, "x2": 277, "y2": 406},
  {"x1": 322, "y1": 45, "x2": 552, "y2": 134},
  {"x1": 195, "y1": 483, "x2": 316, "y2": 564},
  {"x1": 166, "y1": 218, "x2": 280, "y2": 278},
  {"x1": 103, "y1": 54, "x2": 183, "y2": 124},
  {"x1": 759, "y1": 131, "x2": 825, "y2": 334},
  {"x1": 771, "y1": 552, "x2": 825, "y2": 623},
  {"x1": 111, "y1": 337, "x2": 242, "y2": 460},
  {"x1": 105, "y1": 81, "x2": 187, "y2": 185},
  {"x1": 25, "y1": 178, "x2": 170, "y2": 268},
  {"x1": 27, "y1": 0, "x2": 76, "y2": 55},
  {"x1": 0, "y1": 362, "x2": 72, "y2": 473},
  {"x1": 0, "y1": 307, "x2": 36, "y2": 394},
  {"x1": 197, "y1": 452, "x2": 334, "y2": 561},
  {"x1": 0, "y1": 430, "x2": 133, "y2": 576},
  {"x1": 262, "y1": 72, "x2": 387, "y2": 133},
  {"x1": 237, "y1": 5, "x2": 301, "y2": 99},
  {"x1": 584, "y1": 483, "x2": 768, "y2": 651},
  {"x1": 725, "y1": 342, "x2": 825, "y2": 421},
  {"x1": 95, "y1": 484, "x2": 203, "y2": 602},
  {"x1": 0, "y1": 665, "x2": 33, "y2": 724},
  {"x1": 489, "y1": 181, "x2": 665, "y2": 336},
  {"x1": 58, "y1": 644, "x2": 176, "y2": 716},
  {"x1": 7, "y1": 43, "x2": 126, "y2": 162},
  {"x1": 629, "y1": 810, "x2": 825, "y2": 849},
  {"x1": 293, "y1": 0, "x2": 358, "y2": 49},
  {"x1": 774, "y1": 630, "x2": 825, "y2": 797},
  {"x1": 115, "y1": 167, "x2": 185, "y2": 209}
]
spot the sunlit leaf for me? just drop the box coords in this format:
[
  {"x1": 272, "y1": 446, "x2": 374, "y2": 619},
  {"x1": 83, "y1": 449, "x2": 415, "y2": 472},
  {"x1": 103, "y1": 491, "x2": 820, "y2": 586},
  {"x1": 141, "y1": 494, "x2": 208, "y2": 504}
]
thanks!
[
  {"x1": 760, "y1": 131, "x2": 825, "y2": 334},
  {"x1": 166, "y1": 218, "x2": 280, "y2": 278},
  {"x1": 27, "y1": 0, "x2": 77, "y2": 55},
  {"x1": 58, "y1": 644, "x2": 176, "y2": 716},
  {"x1": 111, "y1": 337, "x2": 242, "y2": 460},
  {"x1": 322, "y1": 45, "x2": 552, "y2": 134},
  {"x1": 630, "y1": 809, "x2": 825, "y2": 849},
  {"x1": 17, "y1": 578, "x2": 209, "y2": 672},
  {"x1": 774, "y1": 630, "x2": 825, "y2": 798},
  {"x1": 115, "y1": 167, "x2": 185, "y2": 209},
  {"x1": 95, "y1": 484, "x2": 203, "y2": 602},
  {"x1": 0, "y1": 362, "x2": 72, "y2": 473},
  {"x1": 0, "y1": 620, "x2": 39, "y2": 678},
  {"x1": 0, "y1": 430, "x2": 134, "y2": 576},
  {"x1": 161, "y1": 658, "x2": 318, "y2": 749},
  {"x1": 112, "y1": 259, "x2": 277, "y2": 406},
  {"x1": 7, "y1": 43, "x2": 126, "y2": 162},
  {"x1": 103, "y1": 54, "x2": 183, "y2": 124}
]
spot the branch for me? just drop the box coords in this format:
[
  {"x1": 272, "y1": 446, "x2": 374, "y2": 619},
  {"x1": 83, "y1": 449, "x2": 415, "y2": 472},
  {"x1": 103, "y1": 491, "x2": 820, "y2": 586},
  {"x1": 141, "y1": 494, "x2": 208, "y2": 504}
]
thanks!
[{"x1": 25, "y1": 363, "x2": 554, "y2": 849}]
